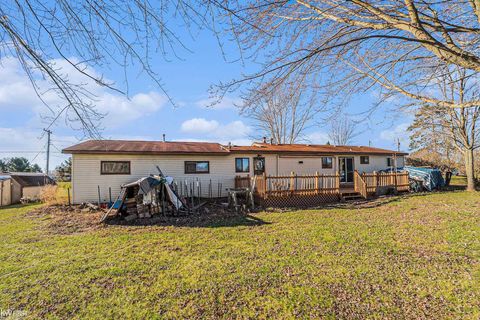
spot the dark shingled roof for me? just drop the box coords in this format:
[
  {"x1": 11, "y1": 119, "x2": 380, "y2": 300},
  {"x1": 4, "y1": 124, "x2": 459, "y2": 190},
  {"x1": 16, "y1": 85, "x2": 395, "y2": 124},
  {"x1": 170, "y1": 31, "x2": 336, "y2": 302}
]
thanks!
[
  {"x1": 7, "y1": 172, "x2": 55, "y2": 187},
  {"x1": 63, "y1": 140, "x2": 407, "y2": 156}
]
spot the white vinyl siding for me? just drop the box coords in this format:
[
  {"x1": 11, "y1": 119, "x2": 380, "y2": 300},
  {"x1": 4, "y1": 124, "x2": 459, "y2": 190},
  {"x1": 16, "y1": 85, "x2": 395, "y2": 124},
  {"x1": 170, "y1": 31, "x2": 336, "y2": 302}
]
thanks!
[
  {"x1": 355, "y1": 155, "x2": 405, "y2": 173},
  {"x1": 276, "y1": 156, "x2": 337, "y2": 176},
  {"x1": 71, "y1": 153, "x2": 405, "y2": 203},
  {"x1": 72, "y1": 154, "x2": 253, "y2": 203}
]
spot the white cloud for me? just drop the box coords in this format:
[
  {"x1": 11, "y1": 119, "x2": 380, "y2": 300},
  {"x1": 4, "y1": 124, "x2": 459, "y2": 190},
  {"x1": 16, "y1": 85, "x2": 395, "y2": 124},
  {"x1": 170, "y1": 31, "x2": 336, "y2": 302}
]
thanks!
[
  {"x1": 94, "y1": 91, "x2": 166, "y2": 127},
  {"x1": 180, "y1": 118, "x2": 252, "y2": 145},
  {"x1": 195, "y1": 96, "x2": 242, "y2": 110},
  {"x1": 221, "y1": 120, "x2": 251, "y2": 137},
  {"x1": 181, "y1": 118, "x2": 220, "y2": 134},
  {"x1": 0, "y1": 57, "x2": 167, "y2": 129},
  {"x1": 379, "y1": 122, "x2": 411, "y2": 150},
  {"x1": 304, "y1": 131, "x2": 330, "y2": 144}
]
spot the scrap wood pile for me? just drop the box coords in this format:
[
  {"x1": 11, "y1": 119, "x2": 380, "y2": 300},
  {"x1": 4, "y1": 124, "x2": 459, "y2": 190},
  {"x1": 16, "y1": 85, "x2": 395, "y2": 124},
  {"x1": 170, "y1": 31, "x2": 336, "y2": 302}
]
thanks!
[
  {"x1": 100, "y1": 170, "x2": 223, "y2": 222},
  {"x1": 101, "y1": 174, "x2": 186, "y2": 222}
]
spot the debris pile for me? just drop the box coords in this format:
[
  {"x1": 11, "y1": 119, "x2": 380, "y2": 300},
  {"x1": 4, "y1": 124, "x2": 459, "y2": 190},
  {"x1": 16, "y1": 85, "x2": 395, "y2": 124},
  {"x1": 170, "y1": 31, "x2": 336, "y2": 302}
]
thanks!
[
  {"x1": 100, "y1": 166, "x2": 257, "y2": 223},
  {"x1": 101, "y1": 172, "x2": 187, "y2": 222},
  {"x1": 79, "y1": 202, "x2": 100, "y2": 213}
]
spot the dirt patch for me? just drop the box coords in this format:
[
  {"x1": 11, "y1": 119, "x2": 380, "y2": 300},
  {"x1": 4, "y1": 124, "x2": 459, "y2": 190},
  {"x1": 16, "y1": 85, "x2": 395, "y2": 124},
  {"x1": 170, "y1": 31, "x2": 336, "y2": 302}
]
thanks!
[
  {"x1": 26, "y1": 204, "x2": 268, "y2": 232},
  {"x1": 105, "y1": 206, "x2": 268, "y2": 228},
  {"x1": 27, "y1": 205, "x2": 106, "y2": 235}
]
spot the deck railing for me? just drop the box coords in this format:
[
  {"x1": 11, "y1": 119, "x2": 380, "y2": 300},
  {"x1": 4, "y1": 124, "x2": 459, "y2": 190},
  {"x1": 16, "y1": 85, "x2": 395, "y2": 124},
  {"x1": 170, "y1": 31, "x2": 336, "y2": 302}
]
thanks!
[
  {"x1": 236, "y1": 172, "x2": 340, "y2": 198},
  {"x1": 236, "y1": 170, "x2": 409, "y2": 202},
  {"x1": 355, "y1": 171, "x2": 410, "y2": 197},
  {"x1": 234, "y1": 175, "x2": 251, "y2": 189}
]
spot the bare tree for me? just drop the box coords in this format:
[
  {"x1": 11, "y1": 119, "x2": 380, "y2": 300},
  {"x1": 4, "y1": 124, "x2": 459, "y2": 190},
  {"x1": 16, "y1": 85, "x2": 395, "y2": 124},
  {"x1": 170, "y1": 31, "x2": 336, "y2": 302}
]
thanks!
[
  {"x1": 209, "y1": 0, "x2": 480, "y2": 189},
  {"x1": 239, "y1": 80, "x2": 320, "y2": 144},
  {"x1": 0, "y1": 1, "x2": 206, "y2": 137},
  {"x1": 408, "y1": 104, "x2": 460, "y2": 170},
  {"x1": 409, "y1": 66, "x2": 480, "y2": 190},
  {"x1": 212, "y1": 1, "x2": 480, "y2": 111},
  {"x1": 4, "y1": 0, "x2": 480, "y2": 142},
  {"x1": 328, "y1": 116, "x2": 358, "y2": 146}
]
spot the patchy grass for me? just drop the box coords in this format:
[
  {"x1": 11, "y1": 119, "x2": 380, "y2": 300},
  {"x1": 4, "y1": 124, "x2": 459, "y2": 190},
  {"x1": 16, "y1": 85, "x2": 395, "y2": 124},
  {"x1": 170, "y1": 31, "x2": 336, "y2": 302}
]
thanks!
[
  {"x1": 450, "y1": 175, "x2": 468, "y2": 187},
  {"x1": 55, "y1": 182, "x2": 71, "y2": 203},
  {"x1": 0, "y1": 192, "x2": 479, "y2": 319}
]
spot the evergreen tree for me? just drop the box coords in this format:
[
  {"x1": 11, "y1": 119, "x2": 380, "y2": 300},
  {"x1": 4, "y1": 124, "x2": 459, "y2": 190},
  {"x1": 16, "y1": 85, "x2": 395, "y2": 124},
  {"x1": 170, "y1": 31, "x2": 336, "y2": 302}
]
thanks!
[{"x1": 0, "y1": 157, "x2": 43, "y2": 173}]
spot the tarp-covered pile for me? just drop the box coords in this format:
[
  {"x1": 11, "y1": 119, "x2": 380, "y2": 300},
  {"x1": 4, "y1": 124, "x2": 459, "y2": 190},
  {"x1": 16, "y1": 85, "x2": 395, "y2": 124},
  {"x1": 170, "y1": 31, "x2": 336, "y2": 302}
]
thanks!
[
  {"x1": 381, "y1": 166, "x2": 445, "y2": 192},
  {"x1": 403, "y1": 166, "x2": 445, "y2": 191}
]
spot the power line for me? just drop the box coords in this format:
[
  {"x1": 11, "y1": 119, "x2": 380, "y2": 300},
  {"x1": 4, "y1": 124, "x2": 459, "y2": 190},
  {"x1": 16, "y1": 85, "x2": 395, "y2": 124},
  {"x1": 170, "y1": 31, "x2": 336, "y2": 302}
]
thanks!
[
  {"x1": 0, "y1": 151, "x2": 62, "y2": 153},
  {"x1": 51, "y1": 143, "x2": 64, "y2": 153},
  {"x1": 30, "y1": 143, "x2": 47, "y2": 164}
]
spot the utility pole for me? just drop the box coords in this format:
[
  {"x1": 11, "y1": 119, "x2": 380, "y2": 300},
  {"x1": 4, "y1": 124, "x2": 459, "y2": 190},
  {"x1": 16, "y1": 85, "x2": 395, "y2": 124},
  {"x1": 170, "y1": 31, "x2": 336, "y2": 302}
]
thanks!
[
  {"x1": 396, "y1": 138, "x2": 400, "y2": 152},
  {"x1": 44, "y1": 129, "x2": 52, "y2": 175}
]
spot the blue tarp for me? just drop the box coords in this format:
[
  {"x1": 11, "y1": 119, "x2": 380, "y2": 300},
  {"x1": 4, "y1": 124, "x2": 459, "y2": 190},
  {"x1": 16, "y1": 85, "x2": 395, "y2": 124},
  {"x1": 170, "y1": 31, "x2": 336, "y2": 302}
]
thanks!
[
  {"x1": 381, "y1": 166, "x2": 445, "y2": 191},
  {"x1": 403, "y1": 166, "x2": 445, "y2": 191}
]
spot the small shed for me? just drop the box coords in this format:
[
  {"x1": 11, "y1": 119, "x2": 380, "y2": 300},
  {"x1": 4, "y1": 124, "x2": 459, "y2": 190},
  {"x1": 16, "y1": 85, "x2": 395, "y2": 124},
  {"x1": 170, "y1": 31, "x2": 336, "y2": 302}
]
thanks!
[
  {"x1": 1, "y1": 176, "x2": 13, "y2": 206},
  {"x1": 0, "y1": 172, "x2": 55, "y2": 206}
]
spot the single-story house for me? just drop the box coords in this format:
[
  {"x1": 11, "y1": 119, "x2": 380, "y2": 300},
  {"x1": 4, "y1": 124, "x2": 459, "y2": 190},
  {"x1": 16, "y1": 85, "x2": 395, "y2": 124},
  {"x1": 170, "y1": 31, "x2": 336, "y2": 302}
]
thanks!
[
  {"x1": 63, "y1": 140, "x2": 407, "y2": 204},
  {"x1": 0, "y1": 172, "x2": 55, "y2": 206}
]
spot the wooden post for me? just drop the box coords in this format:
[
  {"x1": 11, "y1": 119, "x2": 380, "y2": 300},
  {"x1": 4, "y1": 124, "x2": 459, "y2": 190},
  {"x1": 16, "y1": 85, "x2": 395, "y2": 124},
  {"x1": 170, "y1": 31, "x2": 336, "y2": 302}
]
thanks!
[
  {"x1": 353, "y1": 170, "x2": 356, "y2": 192},
  {"x1": 97, "y1": 185, "x2": 101, "y2": 205},
  {"x1": 336, "y1": 171, "x2": 340, "y2": 193},
  {"x1": 361, "y1": 172, "x2": 365, "y2": 193},
  {"x1": 394, "y1": 171, "x2": 398, "y2": 192},
  {"x1": 315, "y1": 171, "x2": 319, "y2": 194},
  {"x1": 263, "y1": 172, "x2": 267, "y2": 198},
  {"x1": 290, "y1": 172, "x2": 295, "y2": 194}
]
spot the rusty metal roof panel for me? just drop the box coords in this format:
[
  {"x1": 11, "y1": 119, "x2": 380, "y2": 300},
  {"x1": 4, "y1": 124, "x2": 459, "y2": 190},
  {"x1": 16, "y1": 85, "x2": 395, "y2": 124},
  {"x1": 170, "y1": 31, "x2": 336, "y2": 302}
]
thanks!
[
  {"x1": 229, "y1": 143, "x2": 408, "y2": 155},
  {"x1": 63, "y1": 140, "x2": 407, "y2": 156},
  {"x1": 63, "y1": 140, "x2": 230, "y2": 155}
]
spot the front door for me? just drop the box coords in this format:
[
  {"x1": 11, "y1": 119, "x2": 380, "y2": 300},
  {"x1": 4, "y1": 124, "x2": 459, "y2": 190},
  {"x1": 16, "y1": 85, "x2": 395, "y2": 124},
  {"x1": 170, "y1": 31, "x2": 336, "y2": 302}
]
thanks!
[
  {"x1": 253, "y1": 156, "x2": 265, "y2": 175},
  {"x1": 339, "y1": 157, "x2": 354, "y2": 183}
]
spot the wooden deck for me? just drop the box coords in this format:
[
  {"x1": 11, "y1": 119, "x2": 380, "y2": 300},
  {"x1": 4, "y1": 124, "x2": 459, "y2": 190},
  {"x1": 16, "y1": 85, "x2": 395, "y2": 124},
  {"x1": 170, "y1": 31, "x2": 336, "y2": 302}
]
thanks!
[{"x1": 235, "y1": 171, "x2": 410, "y2": 207}]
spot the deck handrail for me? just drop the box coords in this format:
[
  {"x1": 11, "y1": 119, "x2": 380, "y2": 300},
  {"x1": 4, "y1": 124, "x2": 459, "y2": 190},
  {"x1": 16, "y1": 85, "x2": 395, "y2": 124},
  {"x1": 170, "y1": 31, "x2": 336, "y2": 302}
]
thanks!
[
  {"x1": 237, "y1": 171, "x2": 409, "y2": 200},
  {"x1": 354, "y1": 170, "x2": 368, "y2": 199},
  {"x1": 237, "y1": 172, "x2": 341, "y2": 198},
  {"x1": 355, "y1": 171, "x2": 410, "y2": 195}
]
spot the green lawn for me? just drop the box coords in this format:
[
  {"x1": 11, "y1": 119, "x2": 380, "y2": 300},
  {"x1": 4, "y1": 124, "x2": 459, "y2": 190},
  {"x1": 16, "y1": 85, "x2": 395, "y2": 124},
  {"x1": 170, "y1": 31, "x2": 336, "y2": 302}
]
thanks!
[
  {"x1": 450, "y1": 175, "x2": 468, "y2": 187},
  {"x1": 0, "y1": 191, "x2": 479, "y2": 319}
]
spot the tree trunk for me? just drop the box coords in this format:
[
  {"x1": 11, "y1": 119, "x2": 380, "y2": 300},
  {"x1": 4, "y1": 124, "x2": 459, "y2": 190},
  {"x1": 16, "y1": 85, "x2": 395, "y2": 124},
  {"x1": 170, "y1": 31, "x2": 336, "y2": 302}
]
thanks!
[{"x1": 464, "y1": 148, "x2": 476, "y2": 191}]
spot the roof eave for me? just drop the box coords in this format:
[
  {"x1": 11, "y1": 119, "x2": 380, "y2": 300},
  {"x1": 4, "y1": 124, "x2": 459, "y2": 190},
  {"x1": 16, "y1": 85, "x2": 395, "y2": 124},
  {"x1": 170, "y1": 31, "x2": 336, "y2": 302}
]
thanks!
[
  {"x1": 230, "y1": 149, "x2": 408, "y2": 156},
  {"x1": 64, "y1": 149, "x2": 408, "y2": 156},
  {"x1": 63, "y1": 150, "x2": 231, "y2": 156}
]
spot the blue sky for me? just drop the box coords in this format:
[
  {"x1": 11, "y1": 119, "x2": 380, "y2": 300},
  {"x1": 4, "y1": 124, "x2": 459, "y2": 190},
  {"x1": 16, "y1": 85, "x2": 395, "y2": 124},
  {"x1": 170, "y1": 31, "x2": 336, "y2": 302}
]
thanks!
[{"x1": 0, "y1": 25, "x2": 412, "y2": 171}]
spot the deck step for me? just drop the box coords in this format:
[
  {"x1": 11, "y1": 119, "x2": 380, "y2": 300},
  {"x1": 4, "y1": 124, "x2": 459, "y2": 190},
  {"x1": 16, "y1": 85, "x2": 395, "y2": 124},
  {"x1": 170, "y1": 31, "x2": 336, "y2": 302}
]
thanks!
[
  {"x1": 341, "y1": 192, "x2": 359, "y2": 196},
  {"x1": 340, "y1": 192, "x2": 364, "y2": 201}
]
